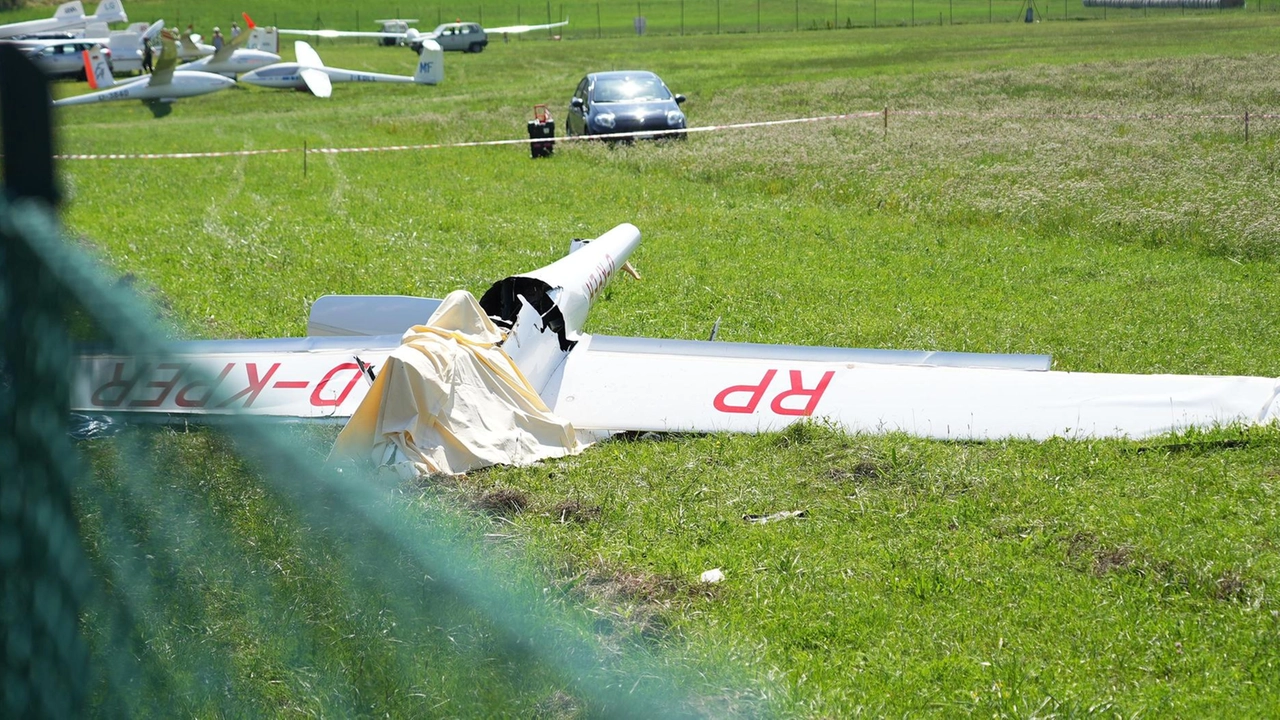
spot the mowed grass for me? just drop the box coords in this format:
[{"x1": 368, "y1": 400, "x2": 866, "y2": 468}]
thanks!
[{"x1": 28, "y1": 12, "x2": 1280, "y2": 716}]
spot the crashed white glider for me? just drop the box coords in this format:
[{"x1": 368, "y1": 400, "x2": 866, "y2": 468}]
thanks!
[{"x1": 73, "y1": 223, "x2": 1280, "y2": 474}]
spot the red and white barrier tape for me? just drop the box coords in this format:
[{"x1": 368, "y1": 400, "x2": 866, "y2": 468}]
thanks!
[{"x1": 52, "y1": 109, "x2": 1274, "y2": 161}]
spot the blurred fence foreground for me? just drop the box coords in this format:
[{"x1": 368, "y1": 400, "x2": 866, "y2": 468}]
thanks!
[{"x1": 0, "y1": 46, "x2": 709, "y2": 718}]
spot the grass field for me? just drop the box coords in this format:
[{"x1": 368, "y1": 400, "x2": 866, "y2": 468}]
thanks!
[
  {"x1": 7, "y1": 0, "x2": 1280, "y2": 37},
  {"x1": 17, "y1": 8, "x2": 1280, "y2": 716}
]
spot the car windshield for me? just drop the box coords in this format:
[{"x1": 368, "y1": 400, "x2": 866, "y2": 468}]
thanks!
[{"x1": 592, "y1": 76, "x2": 672, "y2": 103}]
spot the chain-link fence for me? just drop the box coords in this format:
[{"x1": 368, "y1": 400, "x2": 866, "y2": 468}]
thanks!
[{"x1": 0, "y1": 45, "x2": 721, "y2": 718}]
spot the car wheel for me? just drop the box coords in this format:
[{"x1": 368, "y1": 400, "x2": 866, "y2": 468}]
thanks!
[{"x1": 467, "y1": 42, "x2": 483, "y2": 53}]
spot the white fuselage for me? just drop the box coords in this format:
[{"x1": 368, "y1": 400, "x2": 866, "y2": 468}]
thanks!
[
  {"x1": 239, "y1": 63, "x2": 414, "y2": 90},
  {"x1": 54, "y1": 69, "x2": 234, "y2": 106},
  {"x1": 0, "y1": 15, "x2": 85, "y2": 40},
  {"x1": 0, "y1": 1, "x2": 125, "y2": 40},
  {"x1": 178, "y1": 49, "x2": 280, "y2": 77}
]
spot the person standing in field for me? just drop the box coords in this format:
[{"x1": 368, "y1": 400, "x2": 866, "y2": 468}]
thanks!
[
  {"x1": 231, "y1": 22, "x2": 240, "y2": 39},
  {"x1": 211, "y1": 26, "x2": 224, "y2": 51},
  {"x1": 142, "y1": 39, "x2": 152, "y2": 72}
]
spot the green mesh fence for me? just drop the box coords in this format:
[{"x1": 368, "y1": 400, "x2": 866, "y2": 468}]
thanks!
[{"x1": 0, "y1": 50, "x2": 716, "y2": 719}]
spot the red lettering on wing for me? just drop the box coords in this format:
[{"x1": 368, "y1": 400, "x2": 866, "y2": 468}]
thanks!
[
  {"x1": 129, "y1": 363, "x2": 189, "y2": 408},
  {"x1": 713, "y1": 370, "x2": 777, "y2": 414},
  {"x1": 91, "y1": 362, "x2": 145, "y2": 408},
  {"x1": 310, "y1": 363, "x2": 362, "y2": 407},
  {"x1": 769, "y1": 370, "x2": 835, "y2": 416},
  {"x1": 175, "y1": 363, "x2": 234, "y2": 408},
  {"x1": 216, "y1": 363, "x2": 280, "y2": 408}
]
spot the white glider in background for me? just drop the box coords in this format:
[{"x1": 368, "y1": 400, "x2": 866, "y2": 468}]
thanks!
[
  {"x1": 14, "y1": 19, "x2": 161, "y2": 75},
  {"x1": 73, "y1": 223, "x2": 1280, "y2": 470},
  {"x1": 174, "y1": 29, "x2": 214, "y2": 59},
  {"x1": 53, "y1": 31, "x2": 234, "y2": 114},
  {"x1": 278, "y1": 18, "x2": 568, "y2": 53},
  {"x1": 238, "y1": 39, "x2": 442, "y2": 97},
  {"x1": 176, "y1": 14, "x2": 279, "y2": 77},
  {"x1": 0, "y1": 0, "x2": 127, "y2": 39}
]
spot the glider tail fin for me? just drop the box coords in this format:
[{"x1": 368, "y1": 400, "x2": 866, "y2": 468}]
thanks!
[
  {"x1": 54, "y1": 1, "x2": 85, "y2": 21},
  {"x1": 83, "y1": 44, "x2": 114, "y2": 89},
  {"x1": 178, "y1": 31, "x2": 201, "y2": 55},
  {"x1": 413, "y1": 40, "x2": 443, "y2": 85},
  {"x1": 245, "y1": 24, "x2": 279, "y2": 54},
  {"x1": 91, "y1": 0, "x2": 127, "y2": 24}
]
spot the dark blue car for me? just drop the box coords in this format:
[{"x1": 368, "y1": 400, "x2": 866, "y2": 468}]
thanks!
[{"x1": 566, "y1": 71, "x2": 686, "y2": 139}]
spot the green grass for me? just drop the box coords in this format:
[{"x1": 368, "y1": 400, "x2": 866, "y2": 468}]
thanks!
[
  {"x1": 6, "y1": 0, "x2": 1280, "y2": 38},
  {"x1": 24, "y1": 12, "x2": 1280, "y2": 716}
]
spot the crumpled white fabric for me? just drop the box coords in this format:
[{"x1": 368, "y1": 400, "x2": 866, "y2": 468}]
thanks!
[{"x1": 331, "y1": 290, "x2": 581, "y2": 476}]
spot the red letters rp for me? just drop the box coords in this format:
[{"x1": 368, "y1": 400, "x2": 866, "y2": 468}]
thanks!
[{"x1": 712, "y1": 369, "x2": 835, "y2": 416}]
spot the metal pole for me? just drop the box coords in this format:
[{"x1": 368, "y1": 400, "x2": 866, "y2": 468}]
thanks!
[
  {"x1": 303, "y1": 141, "x2": 307, "y2": 176},
  {"x1": 874, "y1": 0, "x2": 878, "y2": 27},
  {"x1": 795, "y1": 0, "x2": 799, "y2": 30},
  {"x1": 950, "y1": 0, "x2": 953, "y2": 23},
  {"x1": 758, "y1": 0, "x2": 761, "y2": 32},
  {"x1": 835, "y1": 0, "x2": 838, "y2": 27},
  {"x1": 717, "y1": 0, "x2": 721, "y2": 33},
  {"x1": 680, "y1": 0, "x2": 684, "y2": 34}
]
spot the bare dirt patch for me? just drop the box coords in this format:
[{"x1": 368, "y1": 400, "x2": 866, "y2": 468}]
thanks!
[
  {"x1": 552, "y1": 500, "x2": 602, "y2": 524},
  {"x1": 473, "y1": 487, "x2": 530, "y2": 517}
]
